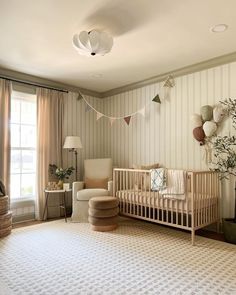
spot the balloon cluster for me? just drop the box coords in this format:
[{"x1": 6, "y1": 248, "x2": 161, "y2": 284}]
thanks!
[{"x1": 191, "y1": 104, "x2": 225, "y2": 145}]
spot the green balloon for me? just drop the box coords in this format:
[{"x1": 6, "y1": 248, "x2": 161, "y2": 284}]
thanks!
[{"x1": 201, "y1": 105, "x2": 213, "y2": 122}]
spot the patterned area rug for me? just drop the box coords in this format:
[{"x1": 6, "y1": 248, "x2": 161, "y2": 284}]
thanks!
[{"x1": 0, "y1": 218, "x2": 236, "y2": 295}]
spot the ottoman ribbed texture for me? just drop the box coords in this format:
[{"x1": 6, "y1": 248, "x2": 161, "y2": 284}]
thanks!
[{"x1": 88, "y1": 196, "x2": 119, "y2": 232}]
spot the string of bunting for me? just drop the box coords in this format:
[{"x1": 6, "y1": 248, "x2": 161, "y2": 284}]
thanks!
[{"x1": 79, "y1": 75, "x2": 175, "y2": 126}]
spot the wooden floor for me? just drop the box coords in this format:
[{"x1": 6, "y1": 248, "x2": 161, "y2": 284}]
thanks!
[{"x1": 12, "y1": 217, "x2": 225, "y2": 242}]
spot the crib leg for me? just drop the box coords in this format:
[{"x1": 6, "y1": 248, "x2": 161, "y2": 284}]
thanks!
[{"x1": 191, "y1": 230, "x2": 195, "y2": 246}]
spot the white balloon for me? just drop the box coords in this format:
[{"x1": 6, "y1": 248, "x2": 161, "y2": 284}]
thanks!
[
  {"x1": 190, "y1": 114, "x2": 202, "y2": 127},
  {"x1": 213, "y1": 104, "x2": 225, "y2": 123},
  {"x1": 203, "y1": 121, "x2": 217, "y2": 137}
]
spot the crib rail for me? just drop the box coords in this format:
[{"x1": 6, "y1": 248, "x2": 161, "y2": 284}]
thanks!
[{"x1": 113, "y1": 168, "x2": 220, "y2": 244}]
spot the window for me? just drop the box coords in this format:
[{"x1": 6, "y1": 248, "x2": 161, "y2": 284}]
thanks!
[{"x1": 10, "y1": 92, "x2": 37, "y2": 200}]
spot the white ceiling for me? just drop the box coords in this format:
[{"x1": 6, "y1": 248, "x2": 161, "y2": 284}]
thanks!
[{"x1": 0, "y1": 0, "x2": 236, "y2": 93}]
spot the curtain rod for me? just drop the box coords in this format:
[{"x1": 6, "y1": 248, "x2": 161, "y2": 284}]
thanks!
[{"x1": 0, "y1": 75, "x2": 69, "y2": 93}]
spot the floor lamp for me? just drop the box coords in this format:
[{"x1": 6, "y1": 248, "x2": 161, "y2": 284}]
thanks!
[{"x1": 63, "y1": 136, "x2": 82, "y2": 181}]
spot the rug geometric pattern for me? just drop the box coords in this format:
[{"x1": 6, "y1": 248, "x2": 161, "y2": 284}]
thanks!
[{"x1": 0, "y1": 218, "x2": 235, "y2": 295}]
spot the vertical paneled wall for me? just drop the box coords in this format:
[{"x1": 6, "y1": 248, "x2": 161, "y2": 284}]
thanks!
[
  {"x1": 62, "y1": 62, "x2": 236, "y2": 218},
  {"x1": 102, "y1": 62, "x2": 236, "y2": 218},
  {"x1": 59, "y1": 92, "x2": 104, "y2": 216},
  {"x1": 63, "y1": 92, "x2": 104, "y2": 181}
]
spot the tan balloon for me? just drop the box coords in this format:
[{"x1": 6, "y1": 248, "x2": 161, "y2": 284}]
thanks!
[
  {"x1": 190, "y1": 114, "x2": 202, "y2": 127},
  {"x1": 203, "y1": 121, "x2": 217, "y2": 137}
]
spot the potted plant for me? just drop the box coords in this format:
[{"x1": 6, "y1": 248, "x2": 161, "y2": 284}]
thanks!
[
  {"x1": 210, "y1": 98, "x2": 236, "y2": 244},
  {"x1": 54, "y1": 166, "x2": 74, "y2": 189}
]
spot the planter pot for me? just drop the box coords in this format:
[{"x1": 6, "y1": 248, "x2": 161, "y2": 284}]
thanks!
[
  {"x1": 223, "y1": 218, "x2": 236, "y2": 244},
  {"x1": 58, "y1": 180, "x2": 64, "y2": 189}
]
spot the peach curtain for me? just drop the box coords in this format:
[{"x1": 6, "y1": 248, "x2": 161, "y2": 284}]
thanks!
[
  {"x1": 36, "y1": 88, "x2": 65, "y2": 220},
  {"x1": 0, "y1": 79, "x2": 12, "y2": 197}
]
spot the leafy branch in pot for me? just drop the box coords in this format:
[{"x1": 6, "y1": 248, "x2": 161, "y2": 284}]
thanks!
[
  {"x1": 49, "y1": 164, "x2": 74, "y2": 181},
  {"x1": 55, "y1": 167, "x2": 74, "y2": 180},
  {"x1": 210, "y1": 98, "x2": 236, "y2": 225},
  {"x1": 221, "y1": 98, "x2": 236, "y2": 126},
  {"x1": 212, "y1": 135, "x2": 236, "y2": 178}
]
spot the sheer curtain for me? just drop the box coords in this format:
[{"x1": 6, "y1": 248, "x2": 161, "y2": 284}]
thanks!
[
  {"x1": 36, "y1": 88, "x2": 65, "y2": 220},
  {"x1": 0, "y1": 79, "x2": 12, "y2": 197}
]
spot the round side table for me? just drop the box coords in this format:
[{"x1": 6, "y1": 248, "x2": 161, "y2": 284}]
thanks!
[{"x1": 43, "y1": 189, "x2": 72, "y2": 222}]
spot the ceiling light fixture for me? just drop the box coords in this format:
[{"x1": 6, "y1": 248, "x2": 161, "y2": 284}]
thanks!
[
  {"x1": 210, "y1": 24, "x2": 228, "y2": 33},
  {"x1": 72, "y1": 30, "x2": 113, "y2": 56}
]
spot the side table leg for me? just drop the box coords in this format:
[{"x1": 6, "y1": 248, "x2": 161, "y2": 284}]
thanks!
[
  {"x1": 63, "y1": 192, "x2": 67, "y2": 222},
  {"x1": 43, "y1": 192, "x2": 49, "y2": 221}
]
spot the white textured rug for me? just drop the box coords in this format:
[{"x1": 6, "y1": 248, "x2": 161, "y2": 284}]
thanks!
[{"x1": 0, "y1": 218, "x2": 236, "y2": 295}]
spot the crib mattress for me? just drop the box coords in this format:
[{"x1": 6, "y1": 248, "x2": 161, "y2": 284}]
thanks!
[{"x1": 116, "y1": 190, "x2": 217, "y2": 212}]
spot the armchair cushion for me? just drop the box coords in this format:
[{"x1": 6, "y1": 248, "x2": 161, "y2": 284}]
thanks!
[
  {"x1": 84, "y1": 158, "x2": 112, "y2": 180},
  {"x1": 77, "y1": 189, "x2": 109, "y2": 201},
  {"x1": 85, "y1": 177, "x2": 109, "y2": 189}
]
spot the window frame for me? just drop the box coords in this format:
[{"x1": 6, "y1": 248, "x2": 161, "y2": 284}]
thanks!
[{"x1": 10, "y1": 91, "x2": 37, "y2": 202}]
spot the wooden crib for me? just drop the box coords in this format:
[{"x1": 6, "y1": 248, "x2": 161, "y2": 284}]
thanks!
[{"x1": 113, "y1": 168, "x2": 220, "y2": 245}]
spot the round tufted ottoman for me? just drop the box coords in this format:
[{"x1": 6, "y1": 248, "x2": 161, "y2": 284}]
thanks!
[{"x1": 88, "y1": 196, "x2": 119, "y2": 231}]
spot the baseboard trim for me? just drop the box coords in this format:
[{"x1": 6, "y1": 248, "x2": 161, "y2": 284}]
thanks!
[{"x1": 12, "y1": 213, "x2": 35, "y2": 224}]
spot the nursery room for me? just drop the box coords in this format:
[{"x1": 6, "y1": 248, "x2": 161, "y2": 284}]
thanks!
[{"x1": 0, "y1": 0, "x2": 236, "y2": 294}]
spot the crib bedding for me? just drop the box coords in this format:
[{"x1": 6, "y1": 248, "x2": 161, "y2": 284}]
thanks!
[{"x1": 117, "y1": 190, "x2": 217, "y2": 212}]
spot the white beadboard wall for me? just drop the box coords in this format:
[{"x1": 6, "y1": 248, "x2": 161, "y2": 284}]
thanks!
[
  {"x1": 101, "y1": 62, "x2": 236, "y2": 218},
  {"x1": 63, "y1": 92, "x2": 104, "y2": 180}
]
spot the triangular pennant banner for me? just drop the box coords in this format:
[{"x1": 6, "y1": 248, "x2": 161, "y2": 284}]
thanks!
[
  {"x1": 138, "y1": 107, "x2": 145, "y2": 117},
  {"x1": 109, "y1": 117, "x2": 116, "y2": 126},
  {"x1": 152, "y1": 94, "x2": 161, "y2": 104},
  {"x1": 96, "y1": 112, "x2": 103, "y2": 121},
  {"x1": 77, "y1": 93, "x2": 83, "y2": 100},
  {"x1": 163, "y1": 75, "x2": 175, "y2": 88},
  {"x1": 85, "y1": 104, "x2": 92, "y2": 112},
  {"x1": 124, "y1": 116, "x2": 132, "y2": 125}
]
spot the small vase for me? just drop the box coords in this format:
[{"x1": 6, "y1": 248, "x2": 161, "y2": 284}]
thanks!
[{"x1": 58, "y1": 180, "x2": 64, "y2": 189}]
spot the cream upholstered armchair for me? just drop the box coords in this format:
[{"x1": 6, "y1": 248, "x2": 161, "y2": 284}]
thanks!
[{"x1": 71, "y1": 158, "x2": 113, "y2": 222}]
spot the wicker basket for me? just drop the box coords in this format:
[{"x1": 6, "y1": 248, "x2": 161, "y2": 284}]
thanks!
[
  {"x1": 0, "y1": 195, "x2": 9, "y2": 215},
  {"x1": 0, "y1": 196, "x2": 12, "y2": 238},
  {"x1": 0, "y1": 225, "x2": 12, "y2": 238},
  {"x1": 0, "y1": 211, "x2": 12, "y2": 227}
]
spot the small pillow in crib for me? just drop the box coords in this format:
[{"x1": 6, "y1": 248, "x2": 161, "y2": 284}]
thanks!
[
  {"x1": 141, "y1": 164, "x2": 159, "y2": 190},
  {"x1": 132, "y1": 163, "x2": 159, "y2": 190},
  {"x1": 140, "y1": 163, "x2": 159, "y2": 170}
]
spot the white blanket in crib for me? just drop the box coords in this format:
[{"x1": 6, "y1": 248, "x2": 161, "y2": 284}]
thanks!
[{"x1": 159, "y1": 169, "x2": 187, "y2": 200}]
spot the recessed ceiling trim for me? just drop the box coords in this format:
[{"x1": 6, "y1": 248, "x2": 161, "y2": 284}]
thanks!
[
  {"x1": 0, "y1": 67, "x2": 103, "y2": 98},
  {"x1": 100, "y1": 51, "x2": 236, "y2": 97},
  {"x1": 1, "y1": 51, "x2": 236, "y2": 99}
]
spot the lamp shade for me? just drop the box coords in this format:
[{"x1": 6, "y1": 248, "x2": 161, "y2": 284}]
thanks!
[
  {"x1": 63, "y1": 136, "x2": 82, "y2": 149},
  {"x1": 72, "y1": 30, "x2": 113, "y2": 56}
]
